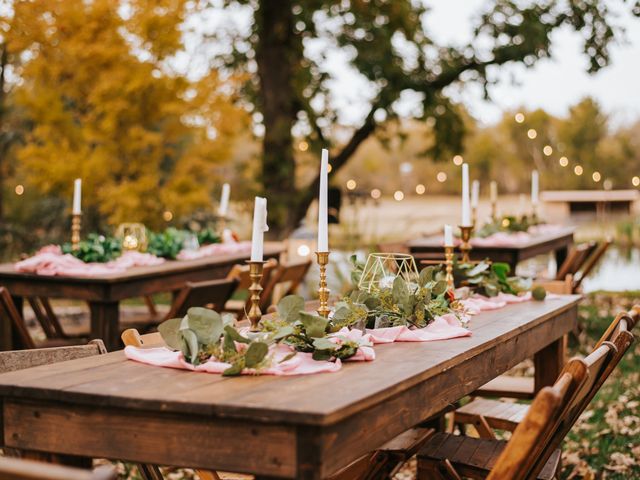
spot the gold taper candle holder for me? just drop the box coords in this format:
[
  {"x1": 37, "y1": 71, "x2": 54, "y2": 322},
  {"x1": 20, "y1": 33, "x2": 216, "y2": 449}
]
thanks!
[
  {"x1": 490, "y1": 201, "x2": 498, "y2": 221},
  {"x1": 531, "y1": 204, "x2": 539, "y2": 225},
  {"x1": 71, "y1": 213, "x2": 82, "y2": 251},
  {"x1": 315, "y1": 251, "x2": 331, "y2": 318},
  {"x1": 445, "y1": 245, "x2": 455, "y2": 291},
  {"x1": 458, "y1": 225, "x2": 474, "y2": 263},
  {"x1": 246, "y1": 261, "x2": 265, "y2": 332}
]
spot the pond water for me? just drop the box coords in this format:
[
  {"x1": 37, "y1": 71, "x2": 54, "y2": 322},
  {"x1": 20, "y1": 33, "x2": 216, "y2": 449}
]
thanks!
[{"x1": 581, "y1": 246, "x2": 640, "y2": 293}]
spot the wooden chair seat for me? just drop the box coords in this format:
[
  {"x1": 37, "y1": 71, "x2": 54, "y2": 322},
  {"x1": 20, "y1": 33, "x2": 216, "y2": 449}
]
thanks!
[
  {"x1": 224, "y1": 259, "x2": 278, "y2": 316},
  {"x1": 0, "y1": 456, "x2": 116, "y2": 480},
  {"x1": 473, "y1": 376, "x2": 534, "y2": 400},
  {"x1": 418, "y1": 432, "x2": 561, "y2": 479},
  {"x1": 455, "y1": 398, "x2": 528, "y2": 432}
]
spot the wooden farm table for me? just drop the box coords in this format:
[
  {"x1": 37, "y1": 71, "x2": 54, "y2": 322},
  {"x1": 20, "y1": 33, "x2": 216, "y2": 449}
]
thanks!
[
  {"x1": 0, "y1": 295, "x2": 579, "y2": 479},
  {"x1": 0, "y1": 243, "x2": 284, "y2": 351},
  {"x1": 407, "y1": 226, "x2": 575, "y2": 271}
]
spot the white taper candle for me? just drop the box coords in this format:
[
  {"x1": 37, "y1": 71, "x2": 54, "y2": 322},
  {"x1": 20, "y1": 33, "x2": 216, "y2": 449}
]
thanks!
[
  {"x1": 250, "y1": 197, "x2": 268, "y2": 262},
  {"x1": 461, "y1": 163, "x2": 471, "y2": 226},
  {"x1": 490, "y1": 181, "x2": 498, "y2": 203},
  {"x1": 444, "y1": 224, "x2": 454, "y2": 247},
  {"x1": 531, "y1": 170, "x2": 539, "y2": 205},
  {"x1": 317, "y1": 148, "x2": 329, "y2": 252},
  {"x1": 72, "y1": 178, "x2": 82, "y2": 215},
  {"x1": 471, "y1": 180, "x2": 480, "y2": 208},
  {"x1": 218, "y1": 183, "x2": 230, "y2": 217}
]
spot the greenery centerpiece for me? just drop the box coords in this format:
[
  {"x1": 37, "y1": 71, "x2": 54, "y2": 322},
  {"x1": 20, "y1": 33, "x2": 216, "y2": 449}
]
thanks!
[
  {"x1": 476, "y1": 215, "x2": 541, "y2": 238},
  {"x1": 62, "y1": 234, "x2": 122, "y2": 263}
]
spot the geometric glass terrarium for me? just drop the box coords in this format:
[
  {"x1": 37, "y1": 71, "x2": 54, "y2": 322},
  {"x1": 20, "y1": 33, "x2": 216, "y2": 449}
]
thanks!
[
  {"x1": 115, "y1": 223, "x2": 148, "y2": 252},
  {"x1": 358, "y1": 252, "x2": 419, "y2": 292}
]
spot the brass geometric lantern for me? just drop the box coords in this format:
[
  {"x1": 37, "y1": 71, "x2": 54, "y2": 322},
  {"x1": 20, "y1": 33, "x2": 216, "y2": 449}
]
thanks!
[{"x1": 358, "y1": 252, "x2": 419, "y2": 292}]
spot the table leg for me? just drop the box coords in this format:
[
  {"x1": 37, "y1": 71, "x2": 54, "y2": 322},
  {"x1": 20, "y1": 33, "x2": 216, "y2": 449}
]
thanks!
[
  {"x1": 533, "y1": 337, "x2": 565, "y2": 394},
  {"x1": 1, "y1": 295, "x2": 24, "y2": 351},
  {"x1": 555, "y1": 246, "x2": 569, "y2": 273},
  {"x1": 89, "y1": 301, "x2": 120, "y2": 352}
]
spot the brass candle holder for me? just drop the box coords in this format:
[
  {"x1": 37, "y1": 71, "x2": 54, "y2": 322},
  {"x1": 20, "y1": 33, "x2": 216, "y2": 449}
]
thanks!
[
  {"x1": 246, "y1": 261, "x2": 265, "y2": 332},
  {"x1": 71, "y1": 213, "x2": 82, "y2": 251},
  {"x1": 472, "y1": 206, "x2": 478, "y2": 229},
  {"x1": 458, "y1": 225, "x2": 474, "y2": 263},
  {"x1": 315, "y1": 251, "x2": 331, "y2": 318},
  {"x1": 531, "y1": 204, "x2": 539, "y2": 225},
  {"x1": 444, "y1": 245, "x2": 455, "y2": 291}
]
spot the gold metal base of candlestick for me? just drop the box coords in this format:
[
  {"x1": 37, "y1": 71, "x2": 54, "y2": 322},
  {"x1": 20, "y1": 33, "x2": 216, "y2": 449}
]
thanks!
[
  {"x1": 316, "y1": 251, "x2": 330, "y2": 317},
  {"x1": 458, "y1": 225, "x2": 474, "y2": 264},
  {"x1": 71, "y1": 214, "x2": 82, "y2": 251},
  {"x1": 531, "y1": 205, "x2": 539, "y2": 225},
  {"x1": 246, "y1": 261, "x2": 265, "y2": 332},
  {"x1": 472, "y1": 207, "x2": 478, "y2": 230},
  {"x1": 445, "y1": 246, "x2": 455, "y2": 291}
]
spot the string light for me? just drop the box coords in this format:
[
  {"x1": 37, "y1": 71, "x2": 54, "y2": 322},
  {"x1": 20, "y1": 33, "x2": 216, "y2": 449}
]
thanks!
[
  {"x1": 346, "y1": 179, "x2": 357, "y2": 190},
  {"x1": 543, "y1": 145, "x2": 553, "y2": 156},
  {"x1": 298, "y1": 141, "x2": 309, "y2": 152},
  {"x1": 163, "y1": 210, "x2": 173, "y2": 221},
  {"x1": 393, "y1": 191, "x2": 404, "y2": 201},
  {"x1": 437, "y1": 172, "x2": 447, "y2": 182},
  {"x1": 415, "y1": 184, "x2": 426, "y2": 195},
  {"x1": 453, "y1": 155, "x2": 463, "y2": 166},
  {"x1": 592, "y1": 172, "x2": 601, "y2": 182},
  {"x1": 574, "y1": 165, "x2": 583, "y2": 176},
  {"x1": 633, "y1": 177, "x2": 640, "y2": 187},
  {"x1": 14, "y1": 185, "x2": 24, "y2": 195},
  {"x1": 371, "y1": 188, "x2": 381, "y2": 199},
  {"x1": 515, "y1": 113, "x2": 525, "y2": 123},
  {"x1": 559, "y1": 157, "x2": 569, "y2": 167},
  {"x1": 327, "y1": 164, "x2": 332, "y2": 173},
  {"x1": 527, "y1": 129, "x2": 537, "y2": 139}
]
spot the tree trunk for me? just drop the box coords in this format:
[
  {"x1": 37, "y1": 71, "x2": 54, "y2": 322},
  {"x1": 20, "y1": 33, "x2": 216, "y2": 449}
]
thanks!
[
  {"x1": 0, "y1": 43, "x2": 7, "y2": 223},
  {"x1": 255, "y1": 0, "x2": 299, "y2": 238}
]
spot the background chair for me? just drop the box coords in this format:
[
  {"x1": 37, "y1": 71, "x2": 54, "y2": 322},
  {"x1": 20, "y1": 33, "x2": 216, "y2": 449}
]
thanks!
[
  {"x1": 223, "y1": 259, "x2": 278, "y2": 317},
  {"x1": 260, "y1": 259, "x2": 312, "y2": 310},
  {"x1": 164, "y1": 277, "x2": 239, "y2": 320}
]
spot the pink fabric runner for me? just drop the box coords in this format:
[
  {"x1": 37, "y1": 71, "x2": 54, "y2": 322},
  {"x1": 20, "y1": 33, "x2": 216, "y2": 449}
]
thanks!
[
  {"x1": 176, "y1": 241, "x2": 251, "y2": 260},
  {"x1": 471, "y1": 224, "x2": 564, "y2": 248},
  {"x1": 15, "y1": 247, "x2": 164, "y2": 277},
  {"x1": 125, "y1": 291, "x2": 543, "y2": 376}
]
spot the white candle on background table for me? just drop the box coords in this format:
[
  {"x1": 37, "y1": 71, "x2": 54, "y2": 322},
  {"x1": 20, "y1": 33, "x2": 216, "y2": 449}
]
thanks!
[
  {"x1": 444, "y1": 224, "x2": 453, "y2": 247},
  {"x1": 250, "y1": 197, "x2": 268, "y2": 262},
  {"x1": 519, "y1": 194, "x2": 527, "y2": 216},
  {"x1": 218, "y1": 183, "x2": 230, "y2": 217},
  {"x1": 72, "y1": 178, "x2": 82, "y2": 215},
  {"x1": 317, "y1": 148, "x2": 329, "y2": 252},
  {"x1": 471, "y1": 180, "x2": 480, "y2": 208},
  {"x1": 461, "y1": 163, "x2": 471, "y2": 226},
  {"x1": 531, "y1": 170, "x2": 539, "y2": 205},
  {"x1": 490, "y1": 181, "x2": 498, "y2": 204}
]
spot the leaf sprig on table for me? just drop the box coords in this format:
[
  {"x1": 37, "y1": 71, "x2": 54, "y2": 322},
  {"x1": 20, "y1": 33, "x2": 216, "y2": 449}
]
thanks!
[
  {"x1": 454, "y1": 260, "x2": 537, "y2": 298},
  {"x1": 62, "y1": 234, "x2": 122, "y2": 263},
  {"x1": 147, "y1": 228, "x2": 191, "y2": 259},
  {"x1": 476, "y1": 215, "x2": 540, "y2": 238}
]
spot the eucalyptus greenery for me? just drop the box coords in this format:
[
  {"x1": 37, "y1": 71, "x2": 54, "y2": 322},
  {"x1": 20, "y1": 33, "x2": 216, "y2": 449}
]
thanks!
[
  {"x1": 476, "y1": 215, "x2": 540, "y2": 238},
  {"x1": 147, "y1": 228, "x2": 191, "y2": 259},
  {"x1": 61, "y1": 233, "x2": 122, "y2": 263},
  {"x1": 454, "y1": 260, "x2": 532, "y2": 298}
]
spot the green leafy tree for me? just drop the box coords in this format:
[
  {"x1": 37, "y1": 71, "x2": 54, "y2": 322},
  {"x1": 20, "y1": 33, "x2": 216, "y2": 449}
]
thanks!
[{"x1": 212, "y1": 0, "x2": 639, "y2": 235}]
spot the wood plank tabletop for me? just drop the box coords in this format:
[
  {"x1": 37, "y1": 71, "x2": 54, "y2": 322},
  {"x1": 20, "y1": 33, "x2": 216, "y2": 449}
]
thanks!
[
  {"x1": 0, "y1": 295, "x2": 580, "y2": 427},
  {"x1": 0, "y1": 242, "x2": 284, "y2": 284}
]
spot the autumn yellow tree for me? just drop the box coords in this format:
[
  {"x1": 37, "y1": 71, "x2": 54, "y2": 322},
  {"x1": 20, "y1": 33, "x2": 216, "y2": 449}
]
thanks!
[{"x1": 5, "y1": 0, "x2": 247, "y2": 229}]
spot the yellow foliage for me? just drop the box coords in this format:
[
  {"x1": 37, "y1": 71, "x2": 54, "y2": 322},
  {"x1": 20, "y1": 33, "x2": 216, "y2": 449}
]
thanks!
[{"x1": 6, "y1": 0, "x2": 247, "y2": 228}]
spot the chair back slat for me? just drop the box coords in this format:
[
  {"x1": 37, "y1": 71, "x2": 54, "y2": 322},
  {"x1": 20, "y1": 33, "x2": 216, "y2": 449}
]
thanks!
[
  {"x1": 0, "y1": 340, "x2": 106, "y2": 374},
  {"x1": 165, "y1": 278, "x2": 239, "y2": 319},
  {"x1": 573, "y1": 239, "x2": 612, "y2": 290},
  {"x1": 556, "y1": 242, "x2": 595, "y2": 280},
  {"x1": 0, "y1": 287, "x2": 36, "y2": 349},
  {"x1": 26, "y1": 297, "x2": 57, "y2": 339},
  {"x1": 260, "y1": 259, "x2": 312, "y2": 310},
  {"x1": 0, "y1": 456, "x2": 116, "y2": 480}
]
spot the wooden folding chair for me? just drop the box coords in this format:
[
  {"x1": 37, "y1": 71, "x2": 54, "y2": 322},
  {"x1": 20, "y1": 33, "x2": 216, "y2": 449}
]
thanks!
[
  {"x1": 555, "y1": 241, "x2": 596, "y2": 281},
  {"x1": 164, "y1": 277, "x2": 239, "y2": 320},
  {"x1": 419, "y1": 319, "x2": 635, "y2": 480},
  {"x1": 0, "y1": 287, "x2": 89, "y2": 350},
  {"x1": 453, "y1": 305, "x2": 638, "y2": 439},
  {"x1": 0, "y1": 456, "x2": 116, "y2": 480},
  {"x1": 260, "y1": 259, "x2": 312, "y2": 310},
  {"x1": 223, "y1": 259, "x2": 278, "y2": 316},
  {"x1": 572, "y1": 239, "x2": 611, "y2": 291}
]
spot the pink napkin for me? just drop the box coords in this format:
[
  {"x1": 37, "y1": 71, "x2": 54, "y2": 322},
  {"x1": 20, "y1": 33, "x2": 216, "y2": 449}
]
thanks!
[
  {"x1": 471, "y1": 232, "x2": 532, "y2": 247},
  {"x1": 176, "y1": 241, "x2": 251, "y2": 260},
  {"x1": 461, "y1": 291, "x2": 532, "y2": 314},
  {"x1": 366, "y1": 313, "x2": 471, "y2": 343},
  {"x1": 15, "y1": 249, "x2": 164, "y2": 277}
]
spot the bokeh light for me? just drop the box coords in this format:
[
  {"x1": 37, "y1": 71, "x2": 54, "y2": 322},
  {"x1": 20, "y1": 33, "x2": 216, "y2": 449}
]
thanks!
[
  {"x1": 346, "y1": 179, "x2": 357, "y2": 190},
  {"x1": 415, "y1": 184, "x2": 426, "y2": 195},
  {"x1": 371, "y1": 188, "x2": 381, "y2": 199},
  {"x1": 393, "y1": 190, "x2": 404, "y2": 201},
  {"x1": 437, "y1": 172, "x2": 447, "y2": 182},
  {"x1": 559, "y1": 157, "x2": 569, "y2": 167},
  {"x1": 15, "y1": 185, "x2": 24, "y2": 195},
  {"x1": 574, "y1": 165, "x2": 583, "y2": 176},
  {"x1": 298, "y1": 141, "x2": 308, "y2": 152},
  {"x1": 592, "y1": 172, "x2": 601, "y2": 182},
  {"x1": 163, "y1": 210, "x2": 173, "y2": 222},
  {"x1": 515, "y1": 112, "x2": 525, "y2": 123},
  {"x1": 453, "y1": 155, "x2": 463, "y2": 166},
  {"x1": 543, "y1": 145, "x2": 553, "y2": 156},
  {"x1": 527, "y1": 129, "x2": 537, "y2": 139},
  {"x1": 633, "y1": 176, "x2": 640, "y2": 187}
]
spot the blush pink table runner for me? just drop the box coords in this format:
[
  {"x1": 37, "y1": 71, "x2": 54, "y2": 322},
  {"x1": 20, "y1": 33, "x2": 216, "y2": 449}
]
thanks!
[
  {"x1": 471, "y1": 224, "x2": 564, "y2": 248},
  {"x1": 125, "y1": 291, "x2": 543, "y2": 376}
]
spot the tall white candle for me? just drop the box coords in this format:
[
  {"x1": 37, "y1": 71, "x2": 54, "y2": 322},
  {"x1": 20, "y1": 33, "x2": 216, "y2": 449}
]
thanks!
[
  {"x1": 72, "y1": 178, "x2": 82, "y2": 214},
  {"x1": 519, "y1": 194, "x2": 527, "y2": 216},
  {"x1": 317, "y1": 148, "x2": 329, "y2": 252},
  {"x1": 490, "y1": 181, "x2": 498, "y2": 203},
  {"x1": 461, "y1": 163, "x2": 471, "y2": 226},
  {"x1": 444, "y1": 224, "x2": 453, "y2": 247},
  {"x1": 531, "y1": 170, "x2": 539, "y2": 205},
  {"x1": 250, "y1": 197, "x2": 268, "y2": 262},
  {"x1": 218, "y1": 183, "x2": 230, "y2": 217},
  {"x1": 471, "y1": 180, "x2": 480, "y2": 208}
]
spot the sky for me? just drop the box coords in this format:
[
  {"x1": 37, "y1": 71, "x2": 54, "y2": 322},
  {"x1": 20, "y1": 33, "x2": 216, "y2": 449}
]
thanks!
[{"x1": 424, "y1": 0, "x2": 640, "y2": 126}]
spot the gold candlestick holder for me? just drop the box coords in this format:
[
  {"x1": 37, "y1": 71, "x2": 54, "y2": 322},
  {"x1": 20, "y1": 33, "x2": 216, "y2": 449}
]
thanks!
[
  {"x1": 315, "y1": 251, "x2": 331, "y2": 318},
  {"x1": 445, "y1": 245, "x2": 455, "y2": 291},
  {"x1": 458, "y1": 225, "x2": 474, "y2": 263},
  {"x1": 71, "y1": 213, "x2": 82, "y2": 251},
  {"x1": 490, "y1": 201, "x2": 498, "y2": 221},
  {"x1": 531, "y1": 204, "x2": 539, "y2": 225},
  {"x1": 246, "y1": 261, "x2": 265, "y2": 332}
]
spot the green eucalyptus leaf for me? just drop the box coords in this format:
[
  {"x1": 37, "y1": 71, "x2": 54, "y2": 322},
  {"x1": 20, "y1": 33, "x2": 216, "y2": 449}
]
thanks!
[
  {"x1": 224, "y1": 325, "x2": 251, "y2": 344},
  {"x1": 277, "y1": 295, "x2": 306, "y2": 323},
  {"x1": 273, "y1": 325, "x2": 295, "y2": 340},
  {"x1": 223, "y1": 332, "x2": 237, "y2": 354},
  {"x1": 182, "y1": 329, "x2": 200, "y2": 364},
  {"x1": 187, "y1": 307, "x2": 223, "y2": 344},
  {"x1": 222, "y1": 361, "x2": 244, "y2": 376},
  {"x1": 312, "y1": 349, "x2": 333, "y2": 361},
  {"x1": 312, "y1": 337, "x2": 338, "y2": 351},
  {"x1": 432, "y1": 280, "x2": 448, "y2": 296},
  {"x1": 392, "y1": 276, "x2": 409, "y2": 305},
  {"x1": 221, "y1": 313, "x2": 236, "y2": 327},
  {"x1": 299, "y1": 312, "x2": 329, "y2": 338},
  {"x1": 332, "y1": 306, "x2": 351, "y2": 322},
  {"x1": 418, "y1": 266, "x2": 435, "y2": 286},
  {"x1": 467, "y1": 262, "x2": 490, "y2": 277},
  {"x1": 244, "y1": 342, "x2": 269, "y2": 368},
  {"x1": 278, "y1": 351, "x2": 297, "y2": 363},
  {"x1": 491, "y1": 263, "x2": 511, "y2": 282},
  {"x1": 157, "y1": 317, "x2": 182, "y2": 351}
]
